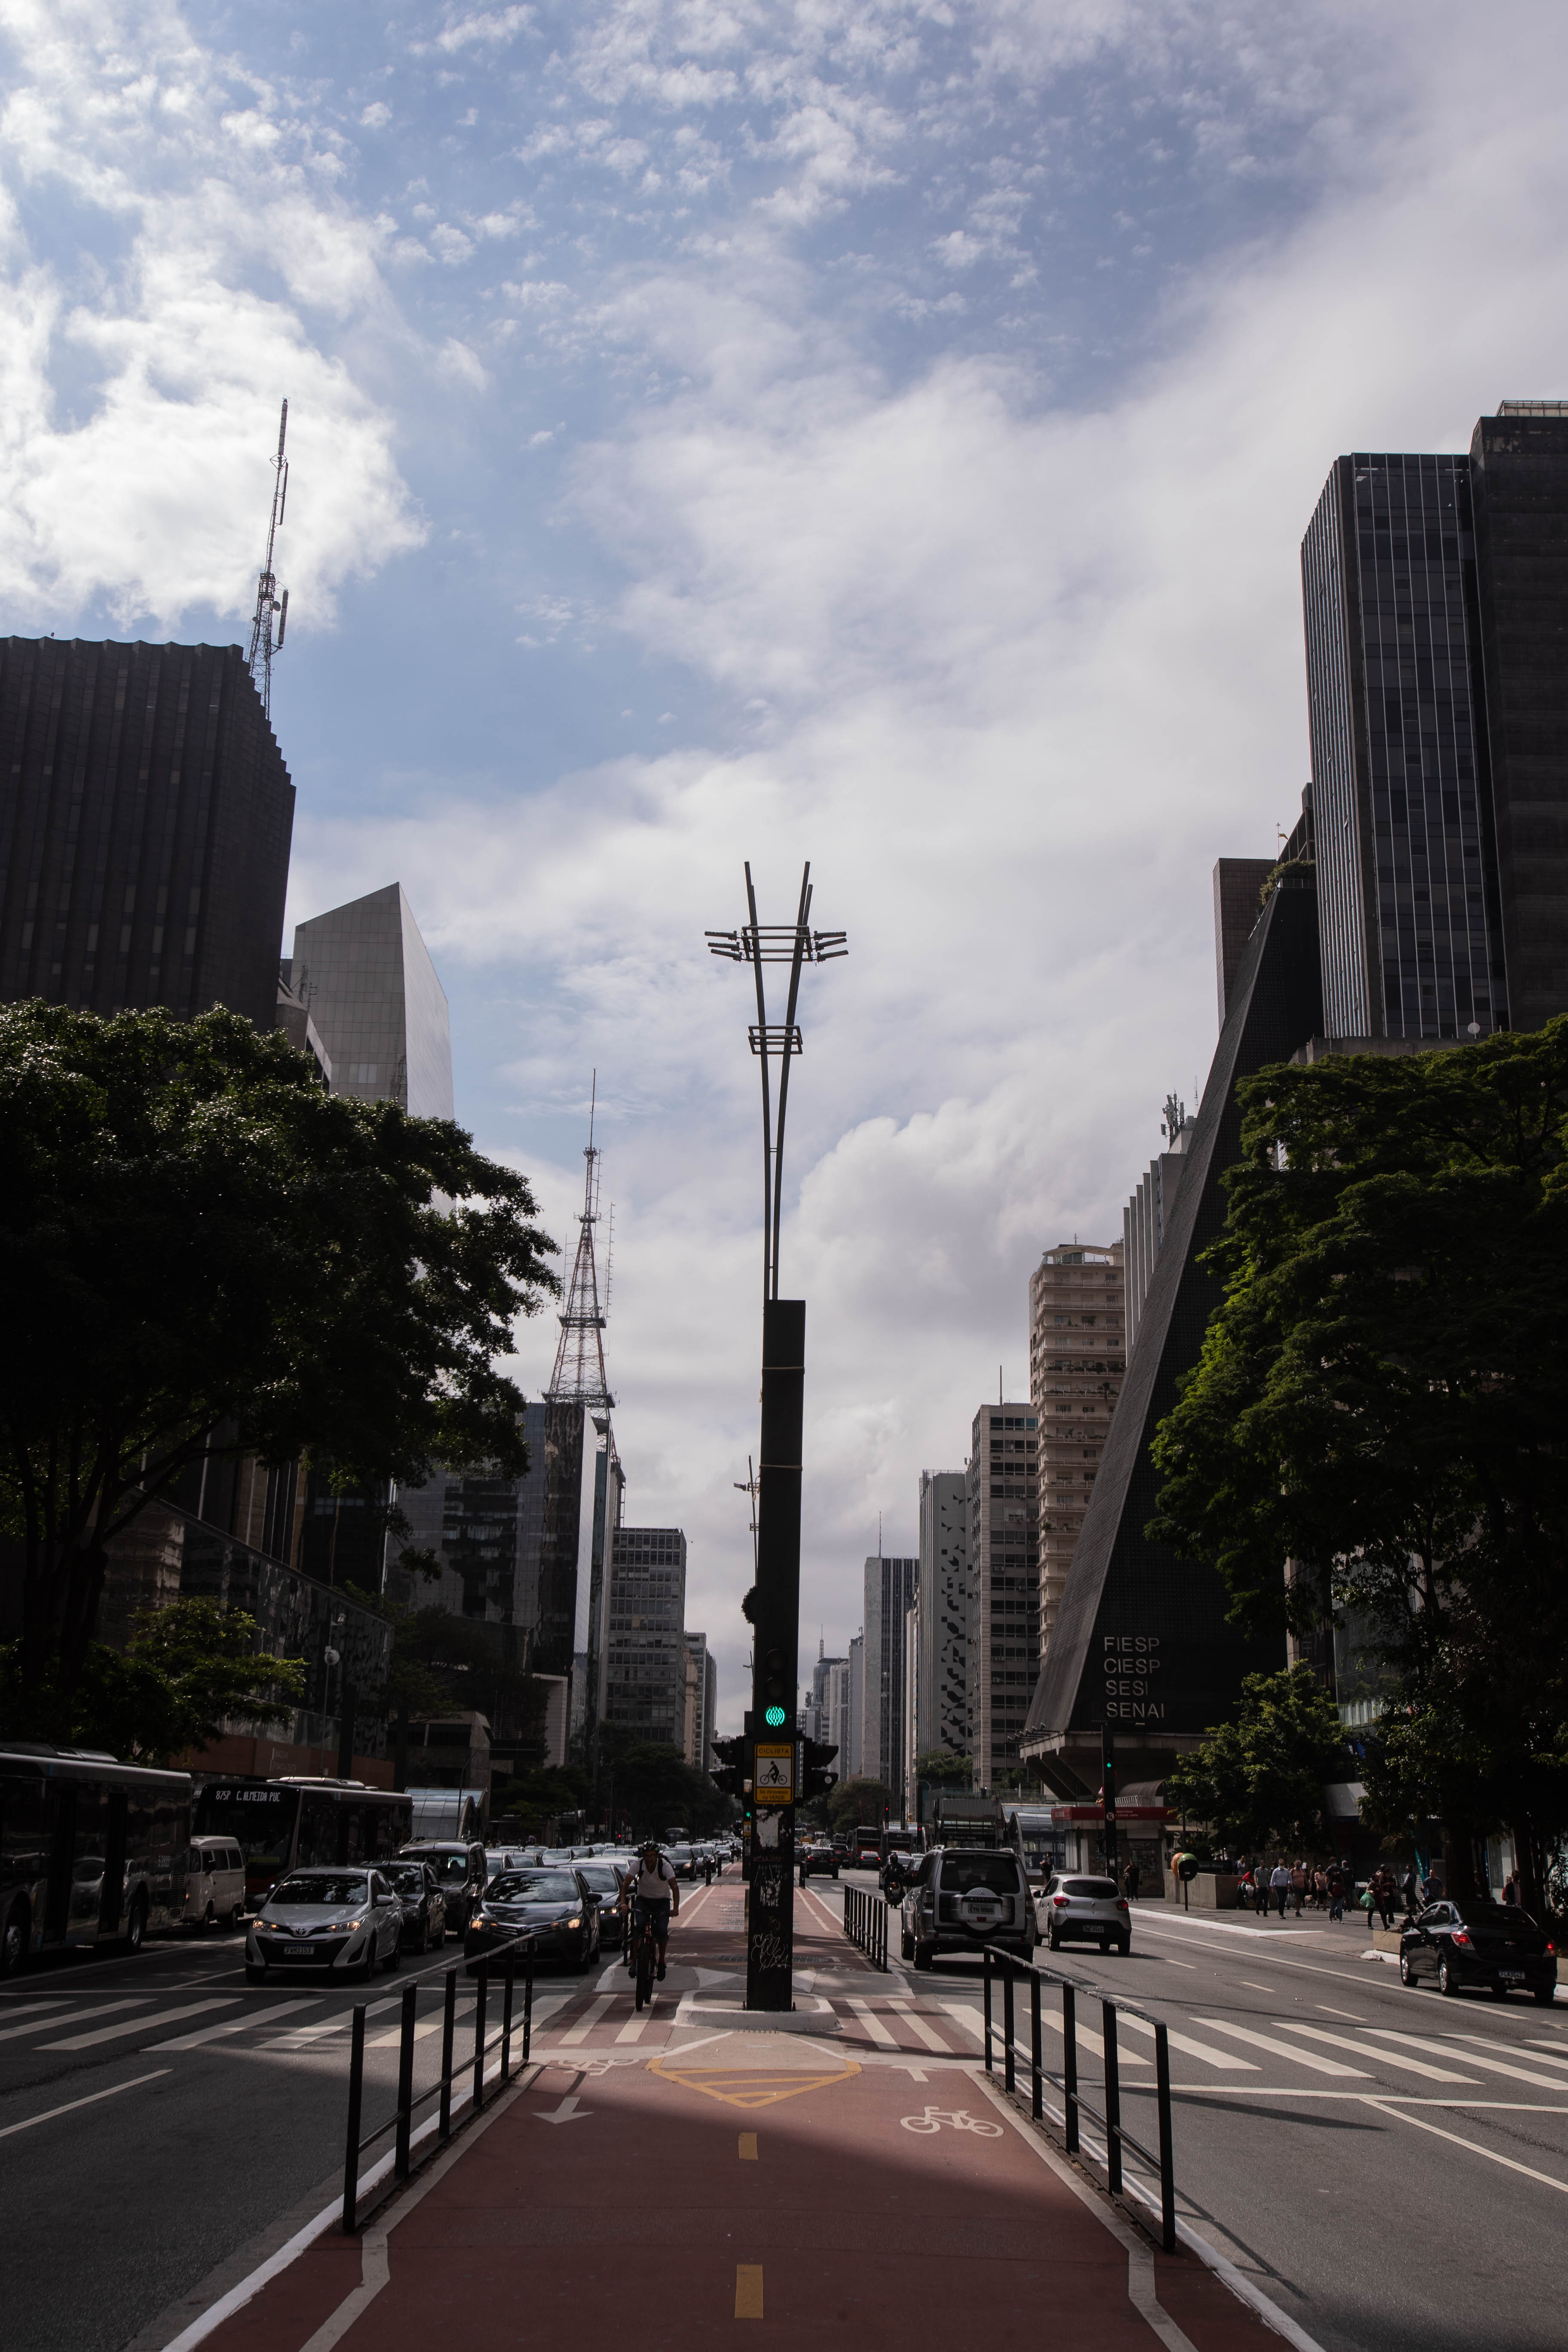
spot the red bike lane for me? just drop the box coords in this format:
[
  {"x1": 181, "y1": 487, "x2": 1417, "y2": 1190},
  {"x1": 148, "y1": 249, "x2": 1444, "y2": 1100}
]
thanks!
[{"x1": 184, "y1": 1886, "x2": 1291, "y2": 2352}]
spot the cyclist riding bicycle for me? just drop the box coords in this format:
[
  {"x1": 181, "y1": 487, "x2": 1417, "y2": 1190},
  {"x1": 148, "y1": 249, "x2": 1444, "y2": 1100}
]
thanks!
[{"x1": 621, "y1": 1841, "x2": 681, "y2": 1981}]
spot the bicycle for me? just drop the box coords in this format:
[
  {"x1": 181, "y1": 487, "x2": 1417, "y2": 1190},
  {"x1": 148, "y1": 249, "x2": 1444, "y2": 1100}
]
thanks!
[{"x1": 630, "y1": 1908, "x2": 661, "y2": 2009}]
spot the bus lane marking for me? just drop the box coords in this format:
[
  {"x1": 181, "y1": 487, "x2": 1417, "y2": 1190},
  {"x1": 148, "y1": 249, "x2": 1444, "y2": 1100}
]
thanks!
[{"x1": 0, "y1": 2068, "x2": 170, "y2": 2138}]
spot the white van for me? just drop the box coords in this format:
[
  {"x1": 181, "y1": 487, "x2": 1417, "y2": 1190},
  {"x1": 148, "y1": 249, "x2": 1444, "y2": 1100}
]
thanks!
[{"x1": 184, "y1": 1836, "x2": 247, "y2": 1931}]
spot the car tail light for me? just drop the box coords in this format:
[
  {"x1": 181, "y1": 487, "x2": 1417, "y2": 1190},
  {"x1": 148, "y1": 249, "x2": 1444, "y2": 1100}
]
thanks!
[
  {"x1": 1053, "y1": 1895, "x2": 1069, "y2": 1907},
  {"x1": 1451, "y1": 1932, "x2": 1472, "y2": 1948},
  {"x1": 1116, "y1": 1899, "x2": 1129, "y2": 1911}
]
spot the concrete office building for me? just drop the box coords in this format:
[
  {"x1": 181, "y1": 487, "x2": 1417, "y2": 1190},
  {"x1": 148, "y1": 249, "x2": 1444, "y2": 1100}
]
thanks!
[
  {"x1": 1124, "y1": 1128, "x2": 1189, "y2": 1356},
  {"x1": 0, "y1": 637, "x2": 293, "y2": 1028},
  {"x1": 1302, "y1": 405, "x2": 1568, "y2": 1043},
  {"x1": 847, "y1": 1633, "x2": 865, "y2": 1785},
  {"x1": 802, "y1": 1642, "x2": 847, "y2": 1748},
  {"x1": 916, "y1": 1471, "x2": 969, "y2": 1765},
  {"x1": 602, "y1": 1527, "x2": 687, "y2": 1746},
  {"x1": 683, "y1": 1631, "x2": 718, "y2": 1771},
  {"x1": 1029, "y1": 1248, "x2": 1126, "y2": 1667},
  {"x1": 287, "y1": 881, "x2": 454, "y2": 1119},
  {"x1": 824, "y1": 1658, "x2": 852, "y2": 1780},
  {"x1": 864, "y1": 1553, "x2": 919, "y2": 1811},
  {"x1": 966, "y1": 1404, "x2": 1041, "y2": 1789}
]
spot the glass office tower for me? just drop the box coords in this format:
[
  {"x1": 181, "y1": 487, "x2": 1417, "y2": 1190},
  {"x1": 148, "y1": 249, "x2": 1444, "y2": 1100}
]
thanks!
[
  {"x1": 1302, "y1": 453, "x2": 1508, "y2": 1040},
  {"x1": 288, "y1": 881, "x2": 454, "y2": 1120}
]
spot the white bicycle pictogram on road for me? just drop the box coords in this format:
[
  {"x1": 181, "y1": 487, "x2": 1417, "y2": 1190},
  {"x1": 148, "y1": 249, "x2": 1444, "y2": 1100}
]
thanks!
[{"x1": 899, "y1": 2104, "x2": 1004, "y2": 2136}]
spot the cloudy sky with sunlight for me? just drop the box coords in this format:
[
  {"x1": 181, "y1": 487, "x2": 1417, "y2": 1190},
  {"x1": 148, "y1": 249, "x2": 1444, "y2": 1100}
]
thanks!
[{"x1": 6, "y1": 0, "x2": 1568, "y2": 1721}]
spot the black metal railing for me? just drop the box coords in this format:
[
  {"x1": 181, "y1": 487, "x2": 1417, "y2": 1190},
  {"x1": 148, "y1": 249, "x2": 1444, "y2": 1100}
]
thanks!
[
  {"x1": 842, "y1": 1883, "x2": 889, "y2": 1970},
  {"x1": 342, "y1": 1934, "x2": 536, "y2": 2233},
  {"x1": 982, "y1": 1945, "x2": 1176, "y2": 2252}
]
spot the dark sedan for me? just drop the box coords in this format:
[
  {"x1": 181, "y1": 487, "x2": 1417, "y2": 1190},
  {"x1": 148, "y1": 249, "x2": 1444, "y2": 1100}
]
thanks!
[
  {"x1": 383, "y1": 1861, "x2": 448, "y2": 1953},
  {"x1": 800, "y1": 1843, "x2": 840, "y2": 1878},
  {"x1": 466, "y1": 1868, "x2": 601, "y2": 1973},
  {"x1": 1400, "y1": 1898, "x2": 1558, "y2": 2003}
]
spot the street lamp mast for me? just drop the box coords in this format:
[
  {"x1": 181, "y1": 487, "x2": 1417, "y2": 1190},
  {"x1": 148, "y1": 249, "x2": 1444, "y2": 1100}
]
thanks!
[{"x1": 705, "y1": 861, "x2": 847, "y2": 2009}]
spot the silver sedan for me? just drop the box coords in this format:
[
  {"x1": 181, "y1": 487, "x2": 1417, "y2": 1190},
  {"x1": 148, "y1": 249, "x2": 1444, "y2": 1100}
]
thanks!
[{"x1": 245, "y1": 1866, "x2": 404, "y2": 1982}]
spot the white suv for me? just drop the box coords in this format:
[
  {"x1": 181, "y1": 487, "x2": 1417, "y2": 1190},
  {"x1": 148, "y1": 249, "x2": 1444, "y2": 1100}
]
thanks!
[{"x1": 1042, "y1": 1873, "x2": 1131, "y2": 1956}]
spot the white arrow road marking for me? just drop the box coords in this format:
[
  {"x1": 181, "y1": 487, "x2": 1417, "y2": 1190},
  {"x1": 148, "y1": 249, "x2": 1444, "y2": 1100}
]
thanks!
[{"x1": 534, "y1": 2093, "x2": 590, "y2": 2123}]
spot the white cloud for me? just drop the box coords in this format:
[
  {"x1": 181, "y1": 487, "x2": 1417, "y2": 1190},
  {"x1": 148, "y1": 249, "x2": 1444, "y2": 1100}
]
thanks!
[{"x1": 0, "y1": 0, "x2": 424, "y2": 628}]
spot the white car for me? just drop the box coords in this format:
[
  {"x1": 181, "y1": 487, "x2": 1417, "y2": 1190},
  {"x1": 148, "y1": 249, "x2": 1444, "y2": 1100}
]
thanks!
[
  {"x1": 245, "y1": 1866, "x2": 403, "y2": 1982},
  {"x1": 184, "y1": 1836, "x2": 246, "y2": 1932},
  {"x1": 1041, "y1": 1872, "x2": 1132, "y2": 1957}
]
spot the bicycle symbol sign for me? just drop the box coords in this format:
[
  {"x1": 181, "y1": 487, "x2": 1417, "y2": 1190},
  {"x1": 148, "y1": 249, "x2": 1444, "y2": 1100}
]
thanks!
[{"x1": 899, "y1": 2106, "x2": 1003, "y2": 2137}]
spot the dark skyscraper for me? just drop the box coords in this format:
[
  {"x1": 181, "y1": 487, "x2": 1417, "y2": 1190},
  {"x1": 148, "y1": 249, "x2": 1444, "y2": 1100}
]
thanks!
[
  {"x1": 1301, "y1": 404, "x2": 1568, "y2": 1042},
  {"x1": 1468, "y1": 408, "x2": 1568, "y2": 1033},
  {"x1": 0, "y1": 637, "x2": 294, "y2": 1029}
]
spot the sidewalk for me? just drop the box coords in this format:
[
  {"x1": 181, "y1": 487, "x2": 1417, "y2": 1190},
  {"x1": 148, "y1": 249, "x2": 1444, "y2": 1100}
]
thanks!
[{"x1": 185, "y1": 1880, "x2": 1293, "y2": 2352}]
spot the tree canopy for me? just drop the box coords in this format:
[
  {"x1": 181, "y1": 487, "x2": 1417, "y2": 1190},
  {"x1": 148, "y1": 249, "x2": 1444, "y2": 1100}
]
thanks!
[
  {"x1": 0, "y1": 1001, "x2": 558, "y2": 1728},
  {"x1": 1165, "y1": 1666, "x2": 1349, "y2": 1859},
  {"x1": 1149, "y1": 1019, "x2": 1568, "y2": 1907},
  {"x1": 0, "y1": 1600, "x2": 306, "y2": 1768},
  {"x1": 826, "y1": 1775, "x2": 892, "y2": 1833}
]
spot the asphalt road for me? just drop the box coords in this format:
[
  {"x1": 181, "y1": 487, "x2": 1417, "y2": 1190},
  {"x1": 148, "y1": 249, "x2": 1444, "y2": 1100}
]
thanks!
[
  {"x1": 0, "y1": 1921, "x2": 585, "y2": 2352},
  {"x1": 824, "y1": 1870, "x2": 1568, "y2": 2352}
]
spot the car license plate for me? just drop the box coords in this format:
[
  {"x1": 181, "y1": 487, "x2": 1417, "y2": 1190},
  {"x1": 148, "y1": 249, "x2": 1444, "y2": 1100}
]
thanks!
[
  {"x1": 285, "y1": 1943, "x2": 314, "y2": 1957},
  {"x1": 1498, "y1": 1969, "x2": 1525, "y2": 1982}
]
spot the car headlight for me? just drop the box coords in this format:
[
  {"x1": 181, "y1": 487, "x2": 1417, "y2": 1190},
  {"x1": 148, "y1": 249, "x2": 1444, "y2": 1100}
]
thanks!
[
  {"x1": 340, "y1": 1919, "x2": 362, "y2": 1932},
  {"x1": 564, "y1": 1916, "x2": 581, "y2": 1929}
]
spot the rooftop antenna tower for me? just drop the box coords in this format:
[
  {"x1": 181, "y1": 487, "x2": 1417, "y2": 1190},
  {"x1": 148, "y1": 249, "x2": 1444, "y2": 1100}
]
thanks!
[
  {"x1": 546, "y1": 1073, "x2": 615, "y2": 1409},
  {"x1": 247, "y1": 399, "x2": 291, "y2": 719}
]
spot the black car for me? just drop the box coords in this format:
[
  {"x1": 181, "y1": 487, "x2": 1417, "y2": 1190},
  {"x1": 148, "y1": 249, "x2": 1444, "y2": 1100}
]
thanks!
[
  {"x1": 382, "y1": 1860, "x2": 448, "y2": 1953},
  {"x1": 398, "y1": 1841, "x2": 487, "y2": 1934},
  {"x1": 1399, "y1": 1899, "x2": 1559, "y2": 2003},
  {"x1": 800, "y1": 1843, "x2": 841, "y2": 1878},
  {"x1": 466, "y1": 1868, "x2": 601, "y2": 1972}
]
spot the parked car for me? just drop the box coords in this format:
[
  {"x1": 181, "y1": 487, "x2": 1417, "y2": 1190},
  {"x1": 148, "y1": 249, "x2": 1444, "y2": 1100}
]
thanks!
[
  {"x1": 800, "y1": 1842, "x2": 841, "y2": 1878},
  {"x1": 1400, "y1": 1899, "x2": 1559, "y2": 2002},
  {"x1": 183, "y1": 1836, "x2": 246, "y2": 1932},
  {"x1": 397, "y1": 1840, "x2": 488, "y2": 1933},
  {"x1": 245, "y1": 1867, "x2": 403, "y2": 1981},
  {"x1": 1041, "y1": 1873, "x2": 1132, "y2": 1956},
  {"x1": 901, "y1": 1848, "x2": 1036, "y2": 1969},
  {"x1": 466, "y1": 1867, "x2": 600, "y2": 1972},
  {"x1": 382, "y1": 1860, "x2": 448, "y2": 1952}
]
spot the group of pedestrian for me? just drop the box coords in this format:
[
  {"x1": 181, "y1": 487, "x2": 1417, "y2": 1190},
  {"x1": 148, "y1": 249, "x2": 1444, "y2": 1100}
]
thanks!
[{"x1": 1232, "y1": 1857, "x2": 1354, "y2": 1918}]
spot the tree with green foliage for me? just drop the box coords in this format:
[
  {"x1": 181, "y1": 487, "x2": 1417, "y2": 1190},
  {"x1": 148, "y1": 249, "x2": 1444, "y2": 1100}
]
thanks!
[
  {"x1": 598, "y1": 1736, "x2": 732, "y2": 1838},
  {"x1": 914, "y1": 1749, "x2": 972, "y2": 1786},
  {"x1": 0, "y1": 1001, "x2": 558, "y2": 1735},
  {"x1": 826, "y1": 1775, "x2": 892, "y2": 1834},
  {"x1": 0, "y1": 1600, "x2": 306, "y2": 1768},
  {"x1": 1149, "y1": 1019, "x2": 1568, "y2": 1910},
  {"x1": 1165, "y1": 1666, "x2": 1349, "y2": 1858}
]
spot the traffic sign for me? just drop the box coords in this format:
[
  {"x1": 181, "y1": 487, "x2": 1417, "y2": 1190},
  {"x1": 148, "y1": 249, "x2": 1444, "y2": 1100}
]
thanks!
[{"x1": 753, "y1": 1743, "x2": 795, "y2": 1804}]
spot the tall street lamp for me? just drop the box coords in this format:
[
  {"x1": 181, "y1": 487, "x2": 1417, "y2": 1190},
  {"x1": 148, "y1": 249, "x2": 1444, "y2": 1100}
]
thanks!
[{"x1": 706, "y1": 862, "x2": 847, "y2": 2009}]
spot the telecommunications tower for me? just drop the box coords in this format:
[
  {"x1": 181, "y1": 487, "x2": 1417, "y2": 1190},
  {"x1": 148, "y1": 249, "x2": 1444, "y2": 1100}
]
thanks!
[
  {"x1": 545, "y1": 1078, "x2": 615, "y2": 1409},
  {"x1": 247, "y1": 399, "x2": 291, "y2": 719}
]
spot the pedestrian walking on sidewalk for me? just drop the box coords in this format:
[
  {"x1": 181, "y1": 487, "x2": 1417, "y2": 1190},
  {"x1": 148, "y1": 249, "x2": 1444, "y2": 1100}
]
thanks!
[
  {"x1": 1372, "y1": 1865, "x2": 1396, "y2": 1931},
  {"x1": 1290, "y1": 1862, "x2": 1308, "y2": 1917},
  {"x1": 1327, "y1": 1866, "x2": 1346, "y2": 1923},
  {"x1": 1270, "y1": 1860, "x2": 1290, "y2": 1917},
  {"x1": 1123, "y1": 1858, "x2": 1140, "y2": 1902},
  {"x1": 1401, "y1": 1865, "x2": 1419, "y2": 1917},
  {"x1": 1503, "y1": 1871, "x2": 1519, "y2": 1907}
]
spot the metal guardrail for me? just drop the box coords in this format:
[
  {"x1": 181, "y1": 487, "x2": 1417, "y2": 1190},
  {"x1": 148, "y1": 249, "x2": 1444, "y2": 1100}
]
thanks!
[
  {"x1": 982, "y1": 1945, "x2": 1176, "y2": 2253},
  {"x1": 342, "y1": 1934, "x2": 537, "y2": 2233},
  {"x1": 842, "y1": 1883, "x2": 889, "y2": 1970}
]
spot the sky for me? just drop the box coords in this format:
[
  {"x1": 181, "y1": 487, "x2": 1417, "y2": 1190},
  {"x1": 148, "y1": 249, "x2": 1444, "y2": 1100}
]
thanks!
[{"x1": 6, "y1": 0, "x2": 1568, "y2": 1728}]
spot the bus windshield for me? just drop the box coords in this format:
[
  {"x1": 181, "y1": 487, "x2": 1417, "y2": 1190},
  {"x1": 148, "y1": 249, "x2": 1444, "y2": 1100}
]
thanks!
[{"x1": 193, "y1": 1785, "x2": 299, "y2": 1876}]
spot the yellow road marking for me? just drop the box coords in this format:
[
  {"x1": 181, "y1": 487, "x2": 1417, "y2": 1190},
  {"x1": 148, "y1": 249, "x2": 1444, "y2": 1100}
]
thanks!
[
  {"x1": 738, "y1": 2131, "x2": 758, "y2": 2159},
  {"x1": 649, "y1": 2056, "x2": 861, "y2": 2110},
  {"x1": 735, "y1": 2264, "x2": 764, "y2": 2318}
]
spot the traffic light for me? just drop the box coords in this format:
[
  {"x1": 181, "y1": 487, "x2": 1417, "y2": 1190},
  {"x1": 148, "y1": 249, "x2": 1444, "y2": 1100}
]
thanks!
[
  {"x1": 799, "y1": 1738, "x2": 838, "y2": 1800},
  {"x1": 760, "y1": 1646, "x2": 792, "y2": 1727},
  {"x1": 711, "y1": 1734, "x2": 751, "y2": 1799}
]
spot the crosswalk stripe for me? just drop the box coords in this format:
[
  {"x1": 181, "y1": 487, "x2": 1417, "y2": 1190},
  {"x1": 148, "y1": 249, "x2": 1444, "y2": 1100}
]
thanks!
[
  {"x1": 0, "y1": 1997, "x2": 150, "y2": 2045},
  {"x1": 1118, "y1": 2012, "x2": 1257, "y2": 2071},
  {"x1": 43, "y1": 1998, "x2": 241, "y2": 2052},
  {"x1": 847, "y1": 1999, "x2": 898, "y2": 2047},
  {"x1": 147, "y1": 2000, "x2": 322, "y2": 2050},
  {"x1": 558, "y1": 1995, "x2": 616, "y2": 2046},
  {"x1": 1359, "y1": 2029, "x2": 1568, "y2": 2089},
  {"x1": 616, "y1": 2016, "x2": 649, "y2": 2043},
  {"x1": 886, "y1": 2002, "x2": 953, "y2": 2053},
  {"x1": 1194, "y1": 2018, "x2": 1367, "y2": 2076},
  {"x1": 1271, "y1": 2022, "x2": 1477, "y2": 2082},
  {"x1": 1035, "y1": 2007, "x2": 1152, "y2": 2067}
]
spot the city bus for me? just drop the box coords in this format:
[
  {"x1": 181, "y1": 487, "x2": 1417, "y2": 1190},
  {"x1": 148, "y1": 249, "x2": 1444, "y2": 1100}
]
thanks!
[
  {"x1": 0, "y1": 1742, "x2": 192, "y2": 1974},
  {"x1": 191, "y1": 1776, "x2": 413, "y2": 1905},
  {"x1": 1005, "y1": 1804, "x2": 1070, "y2": 1889}
]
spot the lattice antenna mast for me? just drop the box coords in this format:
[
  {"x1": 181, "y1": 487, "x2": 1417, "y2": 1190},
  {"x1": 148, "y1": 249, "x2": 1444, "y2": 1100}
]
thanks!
[
  {"x1": 545, "y1": 1073, "x2": 615, "y2": 1408},
  {"x1": 247, "y1": 399, "x2": 291, "y2": 719}
]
